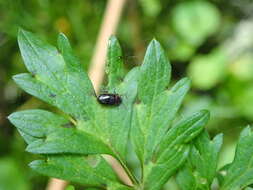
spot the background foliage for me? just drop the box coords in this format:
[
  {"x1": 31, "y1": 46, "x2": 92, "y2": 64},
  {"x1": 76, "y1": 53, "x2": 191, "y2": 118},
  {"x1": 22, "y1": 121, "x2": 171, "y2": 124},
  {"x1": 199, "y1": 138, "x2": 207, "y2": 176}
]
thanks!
[{"x1": 1, "y1": 0, "x2": 253, "y2": 189}]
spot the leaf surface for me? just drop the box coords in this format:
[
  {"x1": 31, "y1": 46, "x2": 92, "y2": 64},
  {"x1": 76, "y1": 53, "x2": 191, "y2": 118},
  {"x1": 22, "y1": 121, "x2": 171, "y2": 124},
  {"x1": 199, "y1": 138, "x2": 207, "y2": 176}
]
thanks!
[
  {"x1": 138, "y1": 39, "x2": 171, "y2": 104},
  {"x1": 131, "y1": 41, "x2": 190, "y2": 162},
  {"x1": 221, "y1": 127, "x2": 253, "y2": 190},
  {"x1": 8, "y1": 109, "x2": 112, "y2": 155},
  {"x1": 106, "y1": 36, "x2": 125, "y2": 90},
  {"x1": 9, "y1": 30, "x2": 139, "y2": 187},
  {"x1": 13, "y1": 30, "x2": 137, "y2": 160},
  {"x1": 142, "y1": 110, "x2": 209, "y2": 190},
  {"x1": 30, "y1": 155, "x2": 121, "y2": 188},
  {"x1": 176, "y1": 130, "x2": 223, "y2": 190},
  {"x1": 17, "y1": 29, "x2": 95, "y2": 119},
  {"x1": 130, "y1": 39, "x2": 210, "y2": 189}
]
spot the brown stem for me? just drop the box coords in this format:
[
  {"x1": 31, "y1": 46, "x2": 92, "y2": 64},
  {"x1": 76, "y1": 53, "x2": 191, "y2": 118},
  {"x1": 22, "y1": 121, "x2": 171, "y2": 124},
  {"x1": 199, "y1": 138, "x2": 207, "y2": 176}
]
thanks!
[{"x1": 46, "y1": 179, "x2": 68, "y2": 190}]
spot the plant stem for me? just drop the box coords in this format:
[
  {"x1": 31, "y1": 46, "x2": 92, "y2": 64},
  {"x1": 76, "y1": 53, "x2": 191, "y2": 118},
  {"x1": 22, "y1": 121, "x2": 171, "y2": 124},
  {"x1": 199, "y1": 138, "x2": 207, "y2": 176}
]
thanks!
[
  {"x1": 117, "y1": 155, "x2": 139, "y2": 185},
  {"x1": 89, "y1": 0, "x2": 127, "y2": 93}
]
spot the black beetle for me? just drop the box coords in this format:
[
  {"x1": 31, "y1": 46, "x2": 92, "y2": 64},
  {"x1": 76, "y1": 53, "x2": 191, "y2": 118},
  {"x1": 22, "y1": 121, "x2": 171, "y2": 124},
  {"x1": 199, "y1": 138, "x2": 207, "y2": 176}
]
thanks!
[{"x1": 97, "y1": 94, "x2": 122, "y2": 106}]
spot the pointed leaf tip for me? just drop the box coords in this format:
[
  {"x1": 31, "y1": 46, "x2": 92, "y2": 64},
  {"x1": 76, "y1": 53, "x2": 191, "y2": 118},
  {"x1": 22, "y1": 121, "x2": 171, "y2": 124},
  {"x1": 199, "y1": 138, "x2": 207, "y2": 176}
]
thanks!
[
  {"x1": 12, "y1": 73, "x2": 24, "y2": 81},
  {"x1": 58, "y1": 32, "x2": 67, "y2": 39},
  {"x1": 199, "y1": 109, "x2": 210, "y2": 118},
  {"x1": 18, "y1": 28, "x2": 26, "y2": 36},
  {"x1": 149, "y1": 38, "x2": 161, "y2": 48},
  {"x1": 109, "y1": 35, "x2": 118, "y2": 42},
  {"x1": 57, "y1": 32, "x2": 69, "y2": 44},
  {"x1": 57, "y1": 32, "x2": 69, "y2": 45},
  {"x1": 151, "y1": 38, "x2": 158, "y2": 43},
  {"x1": 29, "y1": 160, "x2": 44, "y2": 169},
  {"x1": 17, "y1": 28, "x2": 32, "y2": 42},
  {"x1": 7, "y1": 112, "x2": 15, "y2": 123},
  {"x1": 107, "y1": 35, "x2": 121, "y2": 51},
  {"x1": 7, "y1": 111, "x2": 22, "y2": 123},
  {"x1": 179, "y1": 77, "x2": 191, "y2": 87},
  {"x1": 12, "y1": 73, "x2": 34, "y2": 89},
  {"x1": 182, "y1": 77, "x2": 191, "y2": 84},
  {"x1": 108, "y1": 35, "x2": 120, "y2": 49},
  {"x1": 240, "y1": 126, "x2": 252, "y2": 137}
]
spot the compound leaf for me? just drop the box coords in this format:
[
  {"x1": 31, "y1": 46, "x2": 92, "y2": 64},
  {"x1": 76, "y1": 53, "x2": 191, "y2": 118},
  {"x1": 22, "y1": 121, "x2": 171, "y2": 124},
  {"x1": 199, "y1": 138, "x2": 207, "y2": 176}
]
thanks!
[{"x1": 10, "y1": 29, "x2": 221, "y2": 190}]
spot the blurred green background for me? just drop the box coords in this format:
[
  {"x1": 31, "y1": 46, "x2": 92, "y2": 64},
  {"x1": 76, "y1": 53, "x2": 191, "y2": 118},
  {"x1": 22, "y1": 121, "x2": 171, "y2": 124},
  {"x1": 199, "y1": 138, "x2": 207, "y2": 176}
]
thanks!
[{"x1": 1, "y1": 0, "x2": 253, "y2": 189}]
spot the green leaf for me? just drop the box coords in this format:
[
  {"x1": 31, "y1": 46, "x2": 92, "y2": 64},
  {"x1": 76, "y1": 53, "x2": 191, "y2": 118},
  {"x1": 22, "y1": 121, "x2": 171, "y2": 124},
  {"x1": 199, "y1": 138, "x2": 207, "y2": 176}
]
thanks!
[
  {"x1": 217, "y1": 164, "x2": 231, "y2": 187},
  {"x1": 176, "y1": 166, "x2": 197, "y2": 190},
  {"x1": 57, "y1": 33, "x2": 86, "y2": 73},
  {"x1": 85, "y1": 67, "x2": 138, "y2": 159},
  {"x1": 8, "y1": 110, "x2": 112, "y2": 155},
  {"x1": 13, "y1": 29, "x2": 137, "y2": 161},
  {"x1": 11, "y1": 29, "x2": 216, "y2": 190},
  {"x1": 129, "y1": 40, "x2": 208, "y2": 189},
  {"x1": 86, "y1": 38, "x2": 138, "y2": 159},
  {"x1": 132, "y1": 77, "x2": 190, "y2": 163},
  {"x1": 17, "y1": 29, "x2": 95, "y2": 119},
  {"x1": 140, "y1": 111, "x2": 209, "y2": 190},
  {"x1": 145, "y1": 78, "x2": 191, "y2": 158},
  {"x1": 138, "y1": 39, "x2": 171, "y2": 105},
  {"x1": 143, "y1": 145, "x2": 190, "y2": 190},
  {"x1": 156, "y1": 110, "x2": 210, "y2": 161},
  {"x1": 29, "y1": 154, "x2": 121, "y2": 188},
  {"x1": 10, "y1": 30, "x2": 140, "y2": 187},
  {"x1": 176, "y1": 130, "x2": 223, "y2": 190},
  {"x1": 191, "y1": 131, "x2": 223, "y2": 185},
  {"x1": 131, "y1": 110, "x2": 207, "y2": 189},
  {"x1": 221, "y1": 127, "x2": 253, "y2": 190},
  {"x1": 17, "y1": 128, "x2": 38, "y2": 144},
  {"x1": 106, "y1": 36, "x2": 125, "y2": 91}
]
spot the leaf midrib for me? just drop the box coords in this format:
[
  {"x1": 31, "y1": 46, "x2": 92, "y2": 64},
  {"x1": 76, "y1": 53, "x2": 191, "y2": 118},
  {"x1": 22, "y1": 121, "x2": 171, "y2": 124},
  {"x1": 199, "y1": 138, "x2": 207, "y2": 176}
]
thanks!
[{"x1": 143, "y1": 44, "x2": 163, "y2": 161}]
